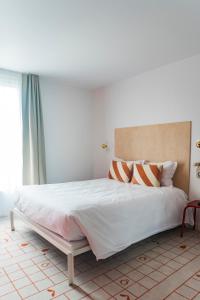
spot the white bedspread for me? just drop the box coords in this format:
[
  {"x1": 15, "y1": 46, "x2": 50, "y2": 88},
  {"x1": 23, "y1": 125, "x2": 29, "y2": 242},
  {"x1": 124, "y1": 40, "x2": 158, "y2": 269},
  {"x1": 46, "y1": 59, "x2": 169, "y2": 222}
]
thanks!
[{"x1": 15, "y1": 178, "x2": 187, "y2": 259}]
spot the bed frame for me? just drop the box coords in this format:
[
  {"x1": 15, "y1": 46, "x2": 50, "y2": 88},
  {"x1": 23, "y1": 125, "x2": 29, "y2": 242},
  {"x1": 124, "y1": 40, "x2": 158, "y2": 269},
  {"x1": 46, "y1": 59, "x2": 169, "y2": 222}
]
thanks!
[
  {"x1": 10, "y1": 121, "x2": 191, "y2": 285},
  {"x1": 10, "y1": 209, "x2": 91, "y2": 285}
]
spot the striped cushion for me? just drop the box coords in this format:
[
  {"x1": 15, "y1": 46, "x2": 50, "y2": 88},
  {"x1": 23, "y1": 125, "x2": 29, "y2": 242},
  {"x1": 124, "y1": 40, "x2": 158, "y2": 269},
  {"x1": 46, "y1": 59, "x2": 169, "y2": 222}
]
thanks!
[
  {"x1": 108, "y1": 160, "x2": 133, "y2": 183},
  {"x1": 148, "y1": 161, "x2": 177, "y2": 186},
  {"x1": 131, "y1": 164, "x2": 162, "y2": 187}
]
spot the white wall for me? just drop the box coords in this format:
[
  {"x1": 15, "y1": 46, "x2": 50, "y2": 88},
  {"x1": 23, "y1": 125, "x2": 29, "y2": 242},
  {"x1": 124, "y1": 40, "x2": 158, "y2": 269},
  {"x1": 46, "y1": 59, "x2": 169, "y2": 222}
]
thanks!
[
  {"x1": 92, "y1": 54, "x2": 200, "y2": 198},
  {"x1": 40, "y1": 77, "x2": 93, "y2": 183}
]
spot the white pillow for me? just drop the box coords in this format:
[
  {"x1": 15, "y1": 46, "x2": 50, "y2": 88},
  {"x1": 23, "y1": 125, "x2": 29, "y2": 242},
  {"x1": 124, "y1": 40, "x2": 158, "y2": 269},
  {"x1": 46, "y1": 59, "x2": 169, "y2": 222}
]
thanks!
[
  {"x1": 161, "y1": 161, "x2": 178, "y2": 186},
  {"x1": 149, "y1": 161, "x2": 177, "y2": 186}
]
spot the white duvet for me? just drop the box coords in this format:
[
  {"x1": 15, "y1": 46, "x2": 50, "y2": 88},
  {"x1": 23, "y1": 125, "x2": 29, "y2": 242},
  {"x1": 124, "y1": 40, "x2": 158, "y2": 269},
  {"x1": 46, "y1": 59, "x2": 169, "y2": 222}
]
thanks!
[{"x1": 15, "y1": 178, "x2": 187, "y2": 259}]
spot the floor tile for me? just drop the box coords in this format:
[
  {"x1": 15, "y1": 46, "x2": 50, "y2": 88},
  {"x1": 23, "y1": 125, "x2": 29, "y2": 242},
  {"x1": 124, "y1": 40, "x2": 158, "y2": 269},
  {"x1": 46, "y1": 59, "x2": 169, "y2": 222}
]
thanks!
[
  {"x1": 4, "y1": 264, "x2": 20, "y2": 273},
  {"x1": 176, "y1": 284, "x2": 198, "y2": 299},
  {"x1": 127, "y1": 269, "x2": 144, "y2": 281},
  {"x1": 166, "y1": 260, "x2": 182, "y2": 270},
  {"x1": 186, "y1": 278, "x2": 200, "y2": 292},
  {"x1": 166, "y1": 292, "x2": 188, "y2": 299},
  {"x1": 173, "y1": 256, "x2": 189, "y2": 265},
  {"x1": 34, "y1": 278, "x2": 53, "y2": 291},
  {"x1": 80, "y1": 280, "x2": 99, "y2": 294},
  {"x1": 139, "y1": 276, "x2": 157, "y2": 289},
  {"x1": 51, "y1": 281, "x2": 71, "y2": 295},
  {"x1": 116, "y1": 263, "x2": 132, "y2": 274},
  {"x1": 93, "y1": 274, "x2": 111, "y2": 287},
  {"x1": 90, "y1": 288, "x2": 110, "y2": 300},
  {"x1": 13, "y1": 276, "x2": 32, "y2": 289},
  {"x1": 0, "y1": 275, "x2": 10, "y2": 286},
  {"x1": 193, "y1": 272, "x2": 200, "y2": 281},
  {"x1": 144, "y1": 250, "x2": 158, "y2": 259},
  {"x1": 103, "y1": 282, "x2": 123, "y2": 296},
  {"x1": 126, "y1": 259, "x2": 143, "y2": 268},
  {"x1": 115, "y1": 276, "x2": 134, "y2": 288},
  {"x1": 182, "y1": 251, "x2": 196, "y2": 260},
  {"x1": 152, "y1": 246, "x2": 165, "y2": 254},
  {"x1": 8, "y1": 270, "x2": 25, "y2": 281},
  {"x1": 65, "y1": 288, "x2": 86, "y2": 300},
  {"x1": 18, "y1": 284, "x2": 38, "y2": 298},
  {"x1": 0, "y1": 283, "x2": 15, "y2": 297},
  {"x1": 158, "y1": 265, "x2": 174, "y2": 276},
  {"x1": 127, "y1": 282, "x2": 147, "y2": 297},
  {"x1": 148, "y1": 270, "x2": 166, "y2": 282},
  {"x1": 146, "y1": 259, "x2": 162, "y2": 269},
  {"x1": 193, "y1": 294, "x2": 200, "y2": 300},
  {"x1": 43, "y1": 266, "x2": 60, "y2": 276},
  {"x1": 53, "y1": 295, "x2": 68, "y2": 300},
  {"x1": 163, "y1": 251, "x2": 178, "y2": 259},
  {"x1": 137, "y1": 264, "x2": 154, "y2": 275},
  {"x1": 106, "y1": 269, "x2": 122, "y2": 280},
  {"x1": 25, "y1": 265, "x2": 40, "y2": 275},
  {"x1": 29, "y1": 270, "x2": 47, "y2": 282},
  {"x1": 50, "y1": 272, "x2": 66, "y2": 284},
  {"x1": 19, "y1": 259, "x2": 35, "y2": 268},
  {"x1": 0, "y1": 291, "x2": 21, "y2": 300},
  {"x1": 27, "y1": 290, "x2": 52, "y2": 299},
  {"x1": 155, "y1": 255, "x2": 171, "y2": 264},
  {"x1": 114, "y1": 290, "x2": 136, "y2": 300},
  {"x1": 136, "y1": 255, "x2": 150, "y2": 263}
]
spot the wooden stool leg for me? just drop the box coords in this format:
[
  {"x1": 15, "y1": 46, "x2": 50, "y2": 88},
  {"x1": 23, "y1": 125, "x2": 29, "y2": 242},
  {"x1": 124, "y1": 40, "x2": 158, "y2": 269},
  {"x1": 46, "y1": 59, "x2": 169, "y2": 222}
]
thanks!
[
  {"x1": 181, "y1": 207, "x2": 187, "y2": 237},
  {"x1": 193, "y1": 208, "x2": 196, "y2": 230}
]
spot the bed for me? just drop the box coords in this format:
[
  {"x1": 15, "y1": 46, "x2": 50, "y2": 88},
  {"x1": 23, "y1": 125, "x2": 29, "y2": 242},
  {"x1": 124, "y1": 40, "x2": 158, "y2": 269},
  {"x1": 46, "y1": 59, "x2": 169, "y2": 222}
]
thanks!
[{"x1": 10, "y1": 121, "x2": 191, "y2": 285}]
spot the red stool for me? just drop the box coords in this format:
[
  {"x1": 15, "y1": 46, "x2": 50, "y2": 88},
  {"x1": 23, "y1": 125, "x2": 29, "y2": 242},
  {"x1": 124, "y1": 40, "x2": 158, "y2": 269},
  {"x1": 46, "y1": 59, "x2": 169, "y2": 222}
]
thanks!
[{"x1": 181, "y1": 200, "x2": 200, "y2": 237}]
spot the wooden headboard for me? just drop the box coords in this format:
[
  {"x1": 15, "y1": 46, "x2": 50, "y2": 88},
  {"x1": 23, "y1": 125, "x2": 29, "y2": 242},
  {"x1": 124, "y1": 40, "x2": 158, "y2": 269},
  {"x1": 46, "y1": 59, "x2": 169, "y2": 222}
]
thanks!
[{"x1": 115, "y1": 121, "x2": 191, "y2": 194}]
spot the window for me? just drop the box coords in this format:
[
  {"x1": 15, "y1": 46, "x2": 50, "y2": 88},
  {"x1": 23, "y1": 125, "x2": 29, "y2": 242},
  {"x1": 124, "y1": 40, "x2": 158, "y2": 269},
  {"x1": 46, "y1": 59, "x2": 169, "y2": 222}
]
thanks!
[{"x1": 0, "y1": 69, "x2": 22, "y2": 190}]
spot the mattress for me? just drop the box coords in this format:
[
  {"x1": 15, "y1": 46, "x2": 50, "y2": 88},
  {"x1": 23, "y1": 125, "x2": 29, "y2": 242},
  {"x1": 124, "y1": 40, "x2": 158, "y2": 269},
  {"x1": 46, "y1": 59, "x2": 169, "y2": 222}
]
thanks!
[{"x1": 15, "y1": 178, "x2": 188, "y2": 259}]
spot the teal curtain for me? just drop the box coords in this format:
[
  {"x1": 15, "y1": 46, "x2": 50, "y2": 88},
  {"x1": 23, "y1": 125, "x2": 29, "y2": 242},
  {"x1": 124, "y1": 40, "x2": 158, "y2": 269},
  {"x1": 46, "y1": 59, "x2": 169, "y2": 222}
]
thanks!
[{"x1": 22, "y1": 74, "x2": 46, "y2": 184}]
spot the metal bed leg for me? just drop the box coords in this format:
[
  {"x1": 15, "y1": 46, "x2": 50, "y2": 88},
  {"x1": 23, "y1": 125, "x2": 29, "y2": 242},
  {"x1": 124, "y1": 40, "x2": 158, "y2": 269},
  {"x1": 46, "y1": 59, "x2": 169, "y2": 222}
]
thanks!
[
  {"x1": 10, "y1": 210, "x2": 15, "y2": 231},
  {"x1": 67, "y1": 253, "x2": 74, "y2": 285}
]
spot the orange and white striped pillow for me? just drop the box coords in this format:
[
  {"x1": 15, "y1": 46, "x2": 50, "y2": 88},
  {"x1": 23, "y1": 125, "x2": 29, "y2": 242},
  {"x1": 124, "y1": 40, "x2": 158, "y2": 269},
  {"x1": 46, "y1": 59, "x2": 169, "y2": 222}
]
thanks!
[
  {"x1": 108, "y1": 160, "x2": 133, "y2": 183},
  {"x1": 131, "y1": 164, "x2": 162, "y2": 187}
]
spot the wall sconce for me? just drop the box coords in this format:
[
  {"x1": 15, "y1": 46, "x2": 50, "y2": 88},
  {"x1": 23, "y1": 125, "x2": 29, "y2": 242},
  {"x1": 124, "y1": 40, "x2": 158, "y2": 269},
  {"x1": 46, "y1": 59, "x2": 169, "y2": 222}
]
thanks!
[
  {"x1": 194, "y1": 162, "x2": 200, "y2": 178},
  {"x1": 194, "y1": 140, "x2": 200, "y2": 178},
  {"x1": 101, "y1": 143, "x2": 108, "y2": 150},
  {"x1": 196, "y1": 140, "x2": 200, "y2": 149}
]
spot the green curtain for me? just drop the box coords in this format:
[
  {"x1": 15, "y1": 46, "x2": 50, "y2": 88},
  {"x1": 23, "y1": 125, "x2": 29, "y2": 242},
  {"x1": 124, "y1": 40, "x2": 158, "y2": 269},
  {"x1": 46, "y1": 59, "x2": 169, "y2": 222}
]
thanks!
[{"x1": 22, "y1": 74, "x2": 46, "y2": 184}]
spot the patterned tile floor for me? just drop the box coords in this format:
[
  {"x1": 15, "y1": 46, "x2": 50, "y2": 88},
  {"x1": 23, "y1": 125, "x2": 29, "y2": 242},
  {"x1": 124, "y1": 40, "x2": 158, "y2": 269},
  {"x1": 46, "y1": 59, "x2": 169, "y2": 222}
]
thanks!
[{"x1": 0, "y1": 217, "x2": 200, "y2": 300}]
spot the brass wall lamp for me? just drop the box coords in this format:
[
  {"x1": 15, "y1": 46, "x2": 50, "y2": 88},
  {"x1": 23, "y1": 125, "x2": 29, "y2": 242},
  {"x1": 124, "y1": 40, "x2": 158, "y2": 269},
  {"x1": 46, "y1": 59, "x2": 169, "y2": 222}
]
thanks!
[
  {"x1": 101, "y1": 144, "x2": 108, "y2": 150},
  {"x1": 194, "y1": 140, "x2": 200, "y2": 178}
]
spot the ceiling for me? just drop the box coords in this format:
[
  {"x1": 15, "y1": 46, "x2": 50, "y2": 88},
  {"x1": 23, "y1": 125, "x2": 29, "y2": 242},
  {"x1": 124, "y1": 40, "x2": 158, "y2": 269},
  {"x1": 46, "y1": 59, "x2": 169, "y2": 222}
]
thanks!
[{"x1": 0, "y1": 0, "x2": 200, "y2": 89}]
